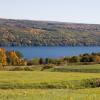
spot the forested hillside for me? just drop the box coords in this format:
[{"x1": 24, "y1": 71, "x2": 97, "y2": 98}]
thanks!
[{"x1": 0, "y1": 18, "x2": 100, "y2": 46}]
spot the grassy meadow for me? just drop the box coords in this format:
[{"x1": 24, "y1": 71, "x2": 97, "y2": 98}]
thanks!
[
  {"x1": 0, "y1": 88, "x2": 100, "y2": 100},
  {"x1": 0, "y1": 71, "x2": 100, "y2": 89},
  {"x1": 51, "y1": 64, "x2": 100, "y2": 73},
  {"x1": 0, "y1": 64, "x2": 100, "y2": 99}
]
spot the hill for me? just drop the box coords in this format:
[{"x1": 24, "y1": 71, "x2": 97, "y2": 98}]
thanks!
[{"x1": 0, "y1": 18, "x2": 100, "y2": 46}]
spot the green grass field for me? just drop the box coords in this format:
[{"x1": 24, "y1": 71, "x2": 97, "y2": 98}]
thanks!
[
  {"x1": 0, "y1": 64, "x2": 100, "y2": 100},
  {"x1": 0, "y1": 88, "x2": 100, "y2": 100},
  {"x1": 52, "y1": 64, "x2": 100, "y2": 73},
  {"x1": 0, "y1": 71, "x2": 100, "y2": 89}
]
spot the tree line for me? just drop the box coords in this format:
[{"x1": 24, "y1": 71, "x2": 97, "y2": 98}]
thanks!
[
  {"x1": 0, "y1": 48, "x2": 100, "y2": 67},
  {"x1": 0, "y1": 48, "x2": 27, "y2": 66}
]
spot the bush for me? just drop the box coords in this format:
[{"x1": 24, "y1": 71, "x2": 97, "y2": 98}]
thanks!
[
  {"x1": 32, "y1": 58, "x2": 40, "y2": 65},
  {"x1": 80, "y1": 55, "x2": 94, "y2": 62},
  {"x1": 27, "y1": 60, "x2": 34, "y2": 66},
  {"x1": 10, "y1": 66, "x2": 34, "y2": 71},
  {"x1": 24, "y1": 67, "x2": 33, "y2": 71},
  {"x1": 10, "y1": 67, "x2": 24, "y2": 71},
  {"x1": 41, "y1": 64, "x2": 54, "y2": 71},
  {"x1": 39, "y1": 58, "x2": 44, "y2": 64},
  {"x1": 69, "y1": 56, "x2": 79, "y2": 63}
]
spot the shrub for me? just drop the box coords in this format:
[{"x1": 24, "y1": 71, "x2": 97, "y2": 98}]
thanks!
[
  {"x1": 27, "y1": 60, "x2": 34, "y2": 66},
  {"x1": 10, "y1": 67, "x2": 24, "y2": 71},
  {"x1": 39, "y1": 58, "x2": 44, "y2": 64},
  {"x1": 32, "y1": 58, "x2": 40, "y2": 65},
  {"x1": 24, "y1": 67, "x2": 33, "y2": 71},
  {"x1": 41, "y1": 64, "x2": 54, "y2": 71}
]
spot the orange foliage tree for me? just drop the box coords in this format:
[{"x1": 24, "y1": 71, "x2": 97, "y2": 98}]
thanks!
[
  {"x1": 9, "y1": 50, "x2": 20, "y2": 65},
  {"x1": 0, "y1": 48, "x2": 7, "y2": 66}
]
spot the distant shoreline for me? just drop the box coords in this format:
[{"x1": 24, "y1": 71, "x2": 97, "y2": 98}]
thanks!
[
  {"x1": 1, "y1": 45, "x2": 100, "y2": 47},
  {"x1": 0, "y1": 18, "x2": 100, "y2": 47}
]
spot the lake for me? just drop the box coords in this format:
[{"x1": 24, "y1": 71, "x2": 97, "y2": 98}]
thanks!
[{"x1": 2, "y1": 46, "x2": 100, "y2": 59}]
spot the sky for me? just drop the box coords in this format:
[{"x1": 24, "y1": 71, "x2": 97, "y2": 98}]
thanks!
[{"x1": 0, "y1": 0, "x2": 100, "y2": 24}]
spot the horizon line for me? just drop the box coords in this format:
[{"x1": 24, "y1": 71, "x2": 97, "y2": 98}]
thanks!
[{"x1": 0, "y1": 17, "x2": 100, "y2": 25}]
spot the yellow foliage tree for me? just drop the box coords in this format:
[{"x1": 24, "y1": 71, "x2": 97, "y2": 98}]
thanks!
[
  {"x1": 0, "y1": 48, "x2": 7, "y2": 66},
  {"x1": 10, "y1": 50, "x2": 20, "y2": 65},
  {"x1": 94, "y1": 55, "x2": 100, "y2": 63}
]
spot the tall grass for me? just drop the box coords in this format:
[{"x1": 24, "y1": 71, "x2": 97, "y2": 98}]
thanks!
[
  {"x1": 0, "y1": 88, "x2": 100, "y2": 100},
  {"x1": 0, "y1": 71, "x2": 100, "y2": 89}
]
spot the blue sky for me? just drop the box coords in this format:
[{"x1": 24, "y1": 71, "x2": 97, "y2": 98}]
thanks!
[{"x1": 0, "y1": 0, "x2": 100, "y2": 24}]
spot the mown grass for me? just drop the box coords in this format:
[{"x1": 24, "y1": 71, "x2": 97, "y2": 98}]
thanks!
[
  {"x1": 52, "y1": 64, "x2": 100, "y2": 73},
  {"x1": 0, "y1": 88, "x2": 100, "y2": 100},
  {"x1": 0, "y1": 71, "x2": 100, "y2": 89}
]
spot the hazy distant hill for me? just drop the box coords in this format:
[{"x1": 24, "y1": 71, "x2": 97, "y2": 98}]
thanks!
[{"x1": 0, "y1": 18, "x2": 100, "y2": 46}]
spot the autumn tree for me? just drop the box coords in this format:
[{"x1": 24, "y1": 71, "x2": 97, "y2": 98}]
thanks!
[
  {"x1": 9, "y1": 50, "x2": 20, "y2": 65},
  {"x1": 94, "y1": 55, "x2": 100, "y2": 63},
  {"x1": 0, "y1": 48, "x2": 7, "y2": 66}
]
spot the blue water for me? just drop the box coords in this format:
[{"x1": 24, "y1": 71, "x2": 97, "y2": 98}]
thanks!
[{"x1": 3, "y1": 46, "x2": 100, "y2": 59}]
